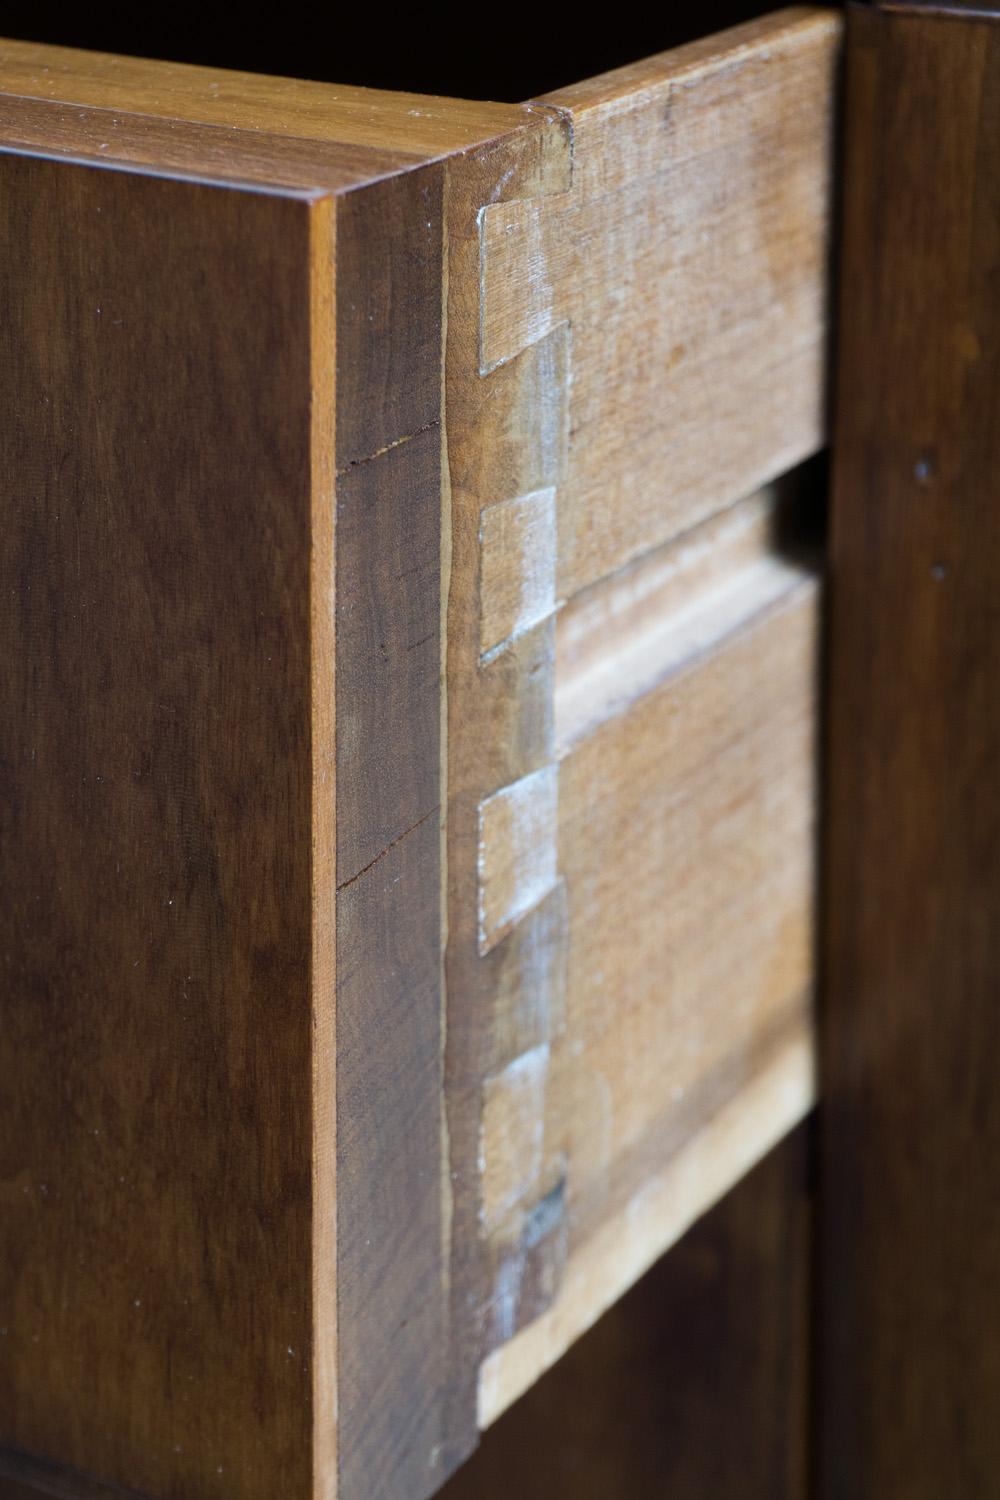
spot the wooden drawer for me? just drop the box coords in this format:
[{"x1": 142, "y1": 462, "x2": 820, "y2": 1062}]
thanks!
[{"x1": 0, "y1": 9, "x2": 838, "y2": 1498}]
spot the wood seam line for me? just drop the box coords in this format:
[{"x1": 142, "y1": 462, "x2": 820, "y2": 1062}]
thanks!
[{"x1": 471, "y1": 125, "x2": 573, "y2": 1362}]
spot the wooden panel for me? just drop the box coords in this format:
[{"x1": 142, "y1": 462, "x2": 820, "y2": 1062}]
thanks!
[
  {"x1": 440, "y1": 6, "x2": 833, "y2": 1450},
  {"x1": 0, "y1": 49, "x2": 548, "y2": 1500},
  {"x1": 0, "y1": 155, "x2": 315, "y2": 1500},
  {"x1": 480, "y1": 563, "x2": 820, "y2": 1421},
  {"x1": 333, "y1": 166, "x2": 449, "y2": 1500},
  {"x1": 0, "y1": 55, "x2": 524, "y2": 1500},
  {"x1": 479, "y1": 5, "x2": 839, "y2": 598},
  {"x1": 441, "y1": 1127, "x2": 812, "y2": 1500},
  {"x1": 0, "y1": 36, "x2": 532, "y2": 180},
  {"x1": 822, "y1": 5, "x2": 1000, "y2": 1496}
]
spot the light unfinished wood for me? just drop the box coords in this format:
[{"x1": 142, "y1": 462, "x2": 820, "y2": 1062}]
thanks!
[
  {"x1": 444, "y1": 6, "x2": 836, "y2": 1438},
  {"x1": 478, "y1": 766, "x2": 559, "y2": 954},
  {"x1": 476, "y1": 574, "x2": 821, "y2": 1420},
  {"x1": 479, "y1": 487, "x2": 558, "y2": 658},
  {"x1": 479, "y1": 6, "x2": 838, "y2": 600},
  {"x1": 479, "y1": 1031, "x2": 815, "y2": 1423}
]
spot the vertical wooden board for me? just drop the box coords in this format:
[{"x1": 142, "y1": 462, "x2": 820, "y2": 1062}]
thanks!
[
  {"x1": 0, "y1": 157, "x2": 314, "y2": 1498},
  {"x1": 822, "y1": 6, "x2": 1000, "y2": 1496},
  {"x1": 444, "y1": 43, "x2": 828, "y2": 1430},
  {"x1": 333, "y1": 167, "x2": 448, "y2": 1500},
  {"x1": 441, "y1": 1127, "x2": 812, "y2": 1500},
  {"x1": 309, "y1": 192, "x2": 338, "y2": 1500}
]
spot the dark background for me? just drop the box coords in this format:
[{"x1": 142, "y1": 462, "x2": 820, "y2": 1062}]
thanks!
[{"x1": 0, "y1": 5, "x2": 794, "y2": 99}]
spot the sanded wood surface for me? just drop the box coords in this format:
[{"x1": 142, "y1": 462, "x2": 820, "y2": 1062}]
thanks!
[
  {"x1": 0, "y1": 12, "x2": 839, "y2": 1496},
  {"x1": 478, "y1": 563, "x2": 821, "y2": 1421},
  {"x1": 480, "y1": 6, "x2": 838, "y2": 599},
  {"x1": 0, "y1": 51, "x2": 514, "y2": 1500},
  {"x1": 442, "y1": 1128, "x2": 812, "y2": 1500},
  {"x1": 442, "y1": 9, "x2": 834, "y2": 1431},
  {"x1": 822, "y1": 6, "x2": 1000, "y2": 1495},
  {"x1": 0, "y1": 36, "x2": 532, "y2": 187}
]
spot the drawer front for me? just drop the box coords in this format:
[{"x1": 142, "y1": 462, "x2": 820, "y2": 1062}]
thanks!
[{"x1": 0, "y1": 9, "x2": 838, "y2": 1499}]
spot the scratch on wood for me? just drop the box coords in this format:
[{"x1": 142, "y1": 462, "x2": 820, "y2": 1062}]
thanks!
[
  {"x1": 335, "y1": 418, "x2": 441, "y2": 476},
  {"x1": 336, "y1": 805, "x2": 440, "y2": 892}
]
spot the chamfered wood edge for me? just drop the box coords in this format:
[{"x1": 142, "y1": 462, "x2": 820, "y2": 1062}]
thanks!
[
  {"x1": 309, "y1": 195, "x2": 338, "y2": 1500},
  {"x1": 332, "y1": 163, "x2": 453, "y2": 1500}
]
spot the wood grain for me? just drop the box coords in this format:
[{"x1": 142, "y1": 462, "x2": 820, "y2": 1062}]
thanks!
[
  {"x1": 440, "y1": 111, "x2": 574, "y2": 1475},
  {"x1": 555, "y1": 472, "x2": 821, "y2": 751},
  {"x1": 0, "y1": 16, "x2": 840, "y2": 1493},
  {"x1": 0, "y1": 47, "x2": 523, "y2": 1500},
  {"x1": 439, "y1": 8, "x2": 833, "y2": 1447},
  {"x1": 822, "y1": 5, "x2": 1000, "y2": 1495},
  {"x1": 481, "y1": 575, "x2": 821, "y2": 1420},
  {"x1": 0, "y1": 155, "x2": 315, "y2": 1500},
  {"x1": 479, "y1": 5, "x2": 839, "y2": 599},
  {"x1": 443, "y1": 1127, "x2": 812, "y2": 1500},
  {"x1": 333, "y1": 163, "x2": 450, "y2": 1500}
]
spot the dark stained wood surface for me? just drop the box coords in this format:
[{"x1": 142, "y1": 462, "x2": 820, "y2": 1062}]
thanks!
[
  {"x1": 822, "y1": 5, "x2": 1000, "y2": 1494},
  {"x1": 439, "y1": 1128, "x2": 813, "y2": 1500},
  {"x1": 0, "y1": 25, "x2": 838, "y2": 1500},
  {"x1": 0, "y1": 156, "x2": 315, "y2": 1498},
  {"x1": 334, "y1": 164, "x2": 453, "y2": 1500},
  {"x1": 0, "y1": 1447, "x2": 149, "y2": 1498},
  {"x1": 0, "y1": 141, "x2": 462, "y2": 1500}
]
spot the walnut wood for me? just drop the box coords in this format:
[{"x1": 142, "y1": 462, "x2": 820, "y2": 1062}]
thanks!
[
  {"x1": 0, "y1": 156, "x2": 315, "y2": 1499},
  {"x1": 333, "y1": 165, "x2": 449, "y2": 1500},
  {"x1": 0, "y1": 1448, "x2": 146, "y2": 1499},
  {"x1": 822, "y1": 5, "x2": 1000, "y2": 1494}
]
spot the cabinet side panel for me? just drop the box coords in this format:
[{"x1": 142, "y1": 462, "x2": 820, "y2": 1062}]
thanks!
[
  {"x1": 0, "y1": 159, "x2": 315, "y2": 1496},
  {"x1": 333, "y1": 168, "x2": 449, "y2": 1500},
  {"x1": 822, "y1": 6, "x2": 1000, "y2": 1495}
]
